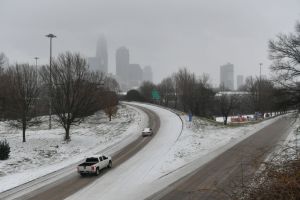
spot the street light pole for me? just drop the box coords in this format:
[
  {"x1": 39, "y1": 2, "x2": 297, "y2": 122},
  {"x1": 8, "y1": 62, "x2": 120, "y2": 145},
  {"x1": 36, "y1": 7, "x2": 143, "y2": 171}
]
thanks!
[
  {"x1": 46, "y1": 33, "x2": 56, "y2": 129},
  {"x1": 34, "y1": 57, "x2": 39, "y2": 84},
  {"x1": 259, "y1": 63, "x2": 263, "y2": 114},
  {"x1": 259, "y1": 63, "x2": 263, "y2": 82},
  {"x1": 34, "y1": 57, "x2": 39, "y2": 72}
]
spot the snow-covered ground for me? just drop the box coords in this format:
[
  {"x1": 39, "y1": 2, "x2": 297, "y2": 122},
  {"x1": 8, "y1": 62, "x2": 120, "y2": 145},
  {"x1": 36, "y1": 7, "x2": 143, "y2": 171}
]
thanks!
[
  {"x1": 68, "y1": 103, "x2": 283, "y2": 200},
  {"x1": 0, "y1": 104, "x2": 148, "y2": 193},
  {"x1": 283, "y1": 115, "x2": 299, "y2": 148}
]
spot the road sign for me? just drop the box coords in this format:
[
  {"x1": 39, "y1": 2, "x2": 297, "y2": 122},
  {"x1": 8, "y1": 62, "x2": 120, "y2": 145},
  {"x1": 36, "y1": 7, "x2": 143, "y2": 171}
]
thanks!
[{"x1": 152, "y1": 89, "x2": 160, "y2": 100}]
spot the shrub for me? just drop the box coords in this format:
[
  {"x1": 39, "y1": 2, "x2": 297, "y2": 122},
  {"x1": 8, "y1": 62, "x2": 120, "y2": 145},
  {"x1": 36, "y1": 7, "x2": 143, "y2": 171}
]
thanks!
[{"x1": 0, "y1": 139, "x2": 10, "y2": 160}]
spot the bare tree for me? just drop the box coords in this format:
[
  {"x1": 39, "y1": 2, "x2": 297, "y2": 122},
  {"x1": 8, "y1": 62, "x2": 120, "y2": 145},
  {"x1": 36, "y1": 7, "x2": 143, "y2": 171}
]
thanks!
[
  {"x1": 216, "y1": 91, "x2": 239, "y2": 125},
  {"x1": 6, "y1": 64, "x2": 40, "y2": 142},
  {"x1": 139, "y1": 81, "x2": 157, "y2": 103},
  {"x1": 269, "y1": 21, "x2": 300, "y2": 109},
  {"x1": 0, "y1": 53, "x2": 8, "y2": 70},
  {"x1": 242, "y1": 76, "x2": 277, "y2": 115},
  {"x1": 174, "y1": 68, "x2": 196, "y2": 112},
  {"x1": 103, "y1": 91, "x2": 118, "y2": 121},
  {"x1": 41, "y1": 52, "x2": 104, "y2": 141},
  {"x1": 158, "y1": 77, "x2": 175, "y2": 107},
  {"x1": 103, "y1": 76, "x2": 120, "y2": 93},
  {"x1": 194, "y1": 74, "x2": 215, "y2": 117}
]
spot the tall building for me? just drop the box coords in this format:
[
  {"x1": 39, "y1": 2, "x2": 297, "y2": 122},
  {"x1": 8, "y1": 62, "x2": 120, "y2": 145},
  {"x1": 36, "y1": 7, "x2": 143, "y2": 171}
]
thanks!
[
  {"x1": 128, "y1": 64, "x2": 143, "y2": 88},
  {"x1": 96, "y1": 36, "x2": 108, "y2": 73},
  {"x1": 88, "y1": 35, "x2": 108, "y2": 74},
  {"x1": 143, "y1": 66, "x2": 153, "y2": 82},
  {"x1": 115, "y1": 46, "x2": 149, "y2": 91},
  {"x1": 116, "y1": 46, "x2": 130, "y2": 82},
  {"x1": 220, "y1": 63, "x2": 234, "y2": 90},
  {"x1": 236, "y1": 75, "x2": 244, "y2": 90}
]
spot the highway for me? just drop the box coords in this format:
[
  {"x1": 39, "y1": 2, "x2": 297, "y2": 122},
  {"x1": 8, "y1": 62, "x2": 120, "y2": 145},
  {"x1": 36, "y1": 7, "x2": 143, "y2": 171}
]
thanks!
[
  {"x1": 148, "y1": 116, "x2": 291, "y2": 200},
  {"x1": 0, "y1": 104, "x2": 160, "y2": 200}
]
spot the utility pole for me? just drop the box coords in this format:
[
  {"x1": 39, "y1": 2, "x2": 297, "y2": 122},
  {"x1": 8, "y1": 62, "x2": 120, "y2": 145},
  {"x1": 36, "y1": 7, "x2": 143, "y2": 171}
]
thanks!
[
  {"x1": 34, "y1": 57, "x2": 39, "y2": 72},
  {"x1": 46, "y1": 33, "x2": 56, "y2": 129},
  {"x1": 34, "y1": 57, "x2": 39, "y2": 84},
  {"x1": 259, "y1": 63, "x2": 263, "y2": 114}
]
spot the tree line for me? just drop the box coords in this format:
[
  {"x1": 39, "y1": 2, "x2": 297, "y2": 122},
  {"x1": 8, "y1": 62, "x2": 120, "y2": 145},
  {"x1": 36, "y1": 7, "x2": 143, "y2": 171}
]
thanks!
[
  {"x1": 127, "y1": 68, "x2": 293, "y2": 125},
  {"x1": 0, "y1": 52, "x2": 119, "y2": 142},
  {"x1": 126, "y1": 21, "x2": 300, "y2": 126}
]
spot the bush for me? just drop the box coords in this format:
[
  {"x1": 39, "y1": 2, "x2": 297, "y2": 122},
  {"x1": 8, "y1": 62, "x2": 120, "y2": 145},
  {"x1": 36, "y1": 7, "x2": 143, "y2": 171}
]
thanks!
[
  {"x1": 0, "y1": 139, "x2": 10, "y2": 160},
  {"x1": 126, "y1": 90, "x2": 145, "y2": 102}
]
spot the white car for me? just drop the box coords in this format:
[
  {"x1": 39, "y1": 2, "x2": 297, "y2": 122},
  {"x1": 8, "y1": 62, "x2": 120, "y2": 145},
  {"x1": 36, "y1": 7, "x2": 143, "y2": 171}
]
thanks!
[
  {"x1": 77, "y1": 155, "x2": 112, "y2": 176},
  {"x1": 142, "y1": 128, "x2": 153, "y2": 137}
]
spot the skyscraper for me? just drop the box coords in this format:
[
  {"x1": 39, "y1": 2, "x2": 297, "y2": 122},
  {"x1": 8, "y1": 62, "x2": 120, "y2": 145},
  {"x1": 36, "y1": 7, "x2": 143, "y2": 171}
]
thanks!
[
  {"x1": 220, "y1": 63, "x2": 234, "y2": 90},
  {"x1": 237, "y1": 75, "x2": 244, "y2": 90},
  {"x1": 143, "y1": 66, "x2": 153, "y2": 82},
  {"x1": 116, "y1": 46, "x2": 129, "y2": 82},
  {"x1": 96, "y1": 36, "x2": 108, "y2": 74},
  {"x1": 128, "y1": 64, "x2": 143, "y2": 88},
  {"x1": 88, "y1": 35, "x2": 108, "y2": 74}
]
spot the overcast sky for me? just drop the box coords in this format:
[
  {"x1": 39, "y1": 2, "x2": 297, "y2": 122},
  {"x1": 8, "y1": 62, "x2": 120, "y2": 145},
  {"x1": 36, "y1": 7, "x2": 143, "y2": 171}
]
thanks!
[{"x1": 0, "y1": 0, "x2": 299, "y2": 86}]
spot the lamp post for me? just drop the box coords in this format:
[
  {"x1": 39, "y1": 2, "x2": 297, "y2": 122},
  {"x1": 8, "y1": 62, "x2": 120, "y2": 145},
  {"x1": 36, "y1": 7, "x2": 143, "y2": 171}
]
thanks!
[
  {"x1": 259, "y1": 63, "x2": 263, "y2": 114},
  {"x1": 34, "y1": 57, "x2": 39, "y2": 71},
  {"x1": 34, "y1": 57, "x2": 39, "y2": 84},
  {"x1": 46, "y1": 33, "x2": 56, "y2": 129},
  {"x1": 259, "y1": 63, "x2": 263, "y2": 82}
]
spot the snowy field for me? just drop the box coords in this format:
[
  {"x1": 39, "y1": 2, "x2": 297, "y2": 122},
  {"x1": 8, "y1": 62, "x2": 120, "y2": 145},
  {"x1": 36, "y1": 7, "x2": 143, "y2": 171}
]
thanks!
[
  {"x1": 0, "y1": 104, "x2": 148, "y2": 193},
  {"x1": 68, "y1": 103, "x2": 284, "y2": 200}
]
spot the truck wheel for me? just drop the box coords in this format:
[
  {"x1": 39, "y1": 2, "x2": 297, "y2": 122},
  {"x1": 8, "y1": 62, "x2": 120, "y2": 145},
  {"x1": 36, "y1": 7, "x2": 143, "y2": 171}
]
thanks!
[
  {"x1": 107, "y1": 161, "x2": 112, "y2": 168},
  {"x1": 96, "y1": 168, "x2": 100, "y2": 176}
]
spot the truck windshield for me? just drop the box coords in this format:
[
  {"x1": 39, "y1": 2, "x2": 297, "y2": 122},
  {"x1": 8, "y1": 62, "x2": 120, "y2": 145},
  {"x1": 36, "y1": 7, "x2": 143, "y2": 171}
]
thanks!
[{"x1": 86, "y1": 157, "x2": 98, "y2": 162}]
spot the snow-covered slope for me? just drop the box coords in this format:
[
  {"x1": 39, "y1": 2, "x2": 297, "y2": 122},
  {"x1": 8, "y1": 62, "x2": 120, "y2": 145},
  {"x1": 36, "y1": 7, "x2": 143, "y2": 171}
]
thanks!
[{"x1": 0, "y1": 104, "x2": 148, "y2": 193}]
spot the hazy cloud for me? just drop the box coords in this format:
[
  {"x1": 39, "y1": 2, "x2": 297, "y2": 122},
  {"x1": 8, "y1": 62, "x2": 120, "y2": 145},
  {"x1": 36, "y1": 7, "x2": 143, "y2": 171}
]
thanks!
[{"x1": 0, "y1": 0, "x2": 299, "y2": 85}]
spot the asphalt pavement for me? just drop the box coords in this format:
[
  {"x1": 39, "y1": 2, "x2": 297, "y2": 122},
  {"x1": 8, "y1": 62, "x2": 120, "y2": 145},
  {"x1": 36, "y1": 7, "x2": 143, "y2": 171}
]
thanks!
[
  {"x1": 148, "y1": 116, "x2": 292, "y2": 200},
  {"x1": 0, "y1": 104, "x2": 160, "y2": 200}
]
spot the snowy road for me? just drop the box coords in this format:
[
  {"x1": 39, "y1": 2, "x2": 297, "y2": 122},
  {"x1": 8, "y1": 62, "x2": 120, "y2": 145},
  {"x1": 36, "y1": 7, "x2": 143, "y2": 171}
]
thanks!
[
  {"x1": 67, "y1": 104, "x2": 291, "y2": 200},
  {"x1": 148, "y1": 116, "x2": 292, "y2": 200},
  {"x1": 0, "y1": 103, "x2": 159, "y2": 200},
  {"x1": 1, "y1": 102, "x2": 285, "y2": 200},
  {"x1": 66, "y1": 103, "x2": 183, "y2": 200}
]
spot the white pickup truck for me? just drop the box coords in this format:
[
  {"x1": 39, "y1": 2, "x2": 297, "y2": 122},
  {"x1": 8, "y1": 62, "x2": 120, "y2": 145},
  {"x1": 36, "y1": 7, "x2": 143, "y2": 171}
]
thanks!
[{"x1": 77, "y1": 155, "x2": 112, "y2": 176}]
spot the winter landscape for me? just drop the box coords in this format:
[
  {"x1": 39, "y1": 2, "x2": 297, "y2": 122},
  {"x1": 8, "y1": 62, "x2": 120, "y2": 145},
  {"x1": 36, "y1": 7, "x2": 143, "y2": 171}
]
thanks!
[{"x1": 1, "y1": 0, "x2": 300, "y2": 199}]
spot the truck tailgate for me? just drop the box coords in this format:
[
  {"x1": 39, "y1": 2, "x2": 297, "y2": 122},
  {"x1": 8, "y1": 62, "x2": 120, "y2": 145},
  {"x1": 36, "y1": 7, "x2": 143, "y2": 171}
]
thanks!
[{"x1": 78, "y1": 165, "x2": 93, "y2": 172}]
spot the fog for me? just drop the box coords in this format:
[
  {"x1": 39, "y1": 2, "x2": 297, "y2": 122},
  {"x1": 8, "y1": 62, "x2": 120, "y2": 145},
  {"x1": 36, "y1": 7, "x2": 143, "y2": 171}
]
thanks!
[{"x1": 0, "y1": 0, "x2": 299, "y2": 85}]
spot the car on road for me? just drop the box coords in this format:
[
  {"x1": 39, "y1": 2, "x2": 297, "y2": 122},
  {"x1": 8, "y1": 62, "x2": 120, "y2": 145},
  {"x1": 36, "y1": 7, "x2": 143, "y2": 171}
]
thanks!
[
  {"x1": 142, "y1": 128, "x2": 153, "y2": 137},
  {"x1": 77, "y1": 155, "x2": 112, "y2": 176}
]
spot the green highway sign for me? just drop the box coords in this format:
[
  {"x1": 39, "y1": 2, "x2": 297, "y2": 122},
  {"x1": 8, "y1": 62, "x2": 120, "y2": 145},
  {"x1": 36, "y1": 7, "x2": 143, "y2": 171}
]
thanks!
[{"x1": 152, "y1": 89, "x2": 160, "y2": 100}]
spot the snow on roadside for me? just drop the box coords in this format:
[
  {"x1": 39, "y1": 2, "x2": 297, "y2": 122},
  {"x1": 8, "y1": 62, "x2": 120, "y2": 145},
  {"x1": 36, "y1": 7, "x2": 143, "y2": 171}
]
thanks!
[
  {"x1": 282, "y1": 115, "x2": 299, "y2": 148},
  {"x1": 67, "y1": 103, "x2": 284, "y2": 200},
  {"x1": 0, "y1": 104, "x2": 148, "y2": 193},
  {"x1": 148, "y1": 114, "x2": 284, "y2": 180},
  {"x1": 267, "y1": 114, "x2": 299, "y2": 161}
]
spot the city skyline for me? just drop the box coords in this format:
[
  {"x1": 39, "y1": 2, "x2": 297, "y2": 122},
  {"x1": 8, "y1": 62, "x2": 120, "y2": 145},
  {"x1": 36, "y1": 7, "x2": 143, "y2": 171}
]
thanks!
[
  {"x1": 116, "y1": 46, "x2": 153, "y2": 91},
  {"x1": 220, "y1": 63, "x2": 234, "y2": 90},
  {"x1": 87, "y1": 35, "x2": 108, "y2": 73},
  {"x1": 1, "y1": 0, "x2": 299, "y2": 85}
]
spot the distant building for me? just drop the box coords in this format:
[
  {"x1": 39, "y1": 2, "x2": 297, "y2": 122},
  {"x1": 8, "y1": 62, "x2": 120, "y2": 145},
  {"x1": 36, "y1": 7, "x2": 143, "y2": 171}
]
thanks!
[
  {"x1": 96, "y1": 36, "x2": 108, "y2": 73},
  {"x1": 116, "y1": 47, "x2": 130, "y2": 82},
  {"x1": 115, "y1": 46, "x2": 150, "y2": 91},
  {"x1": 87, "y1": 35, "x2": 108, "y2": 74},
  {"x1": 143, "y1": 66, "x2": 153, "y2": 82},
  {"x1": 128, "y1": 64, "x2": 143, "y2": 88},
  {"x1": 237, "y1": 75, "x2": 244, "y2": 90},
  {"x1": 87, "y1": 57, "x2": 99, "y2": 71},
  {"x1": 220, "y1": 63, "x2": 234, "y2": 90}
]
